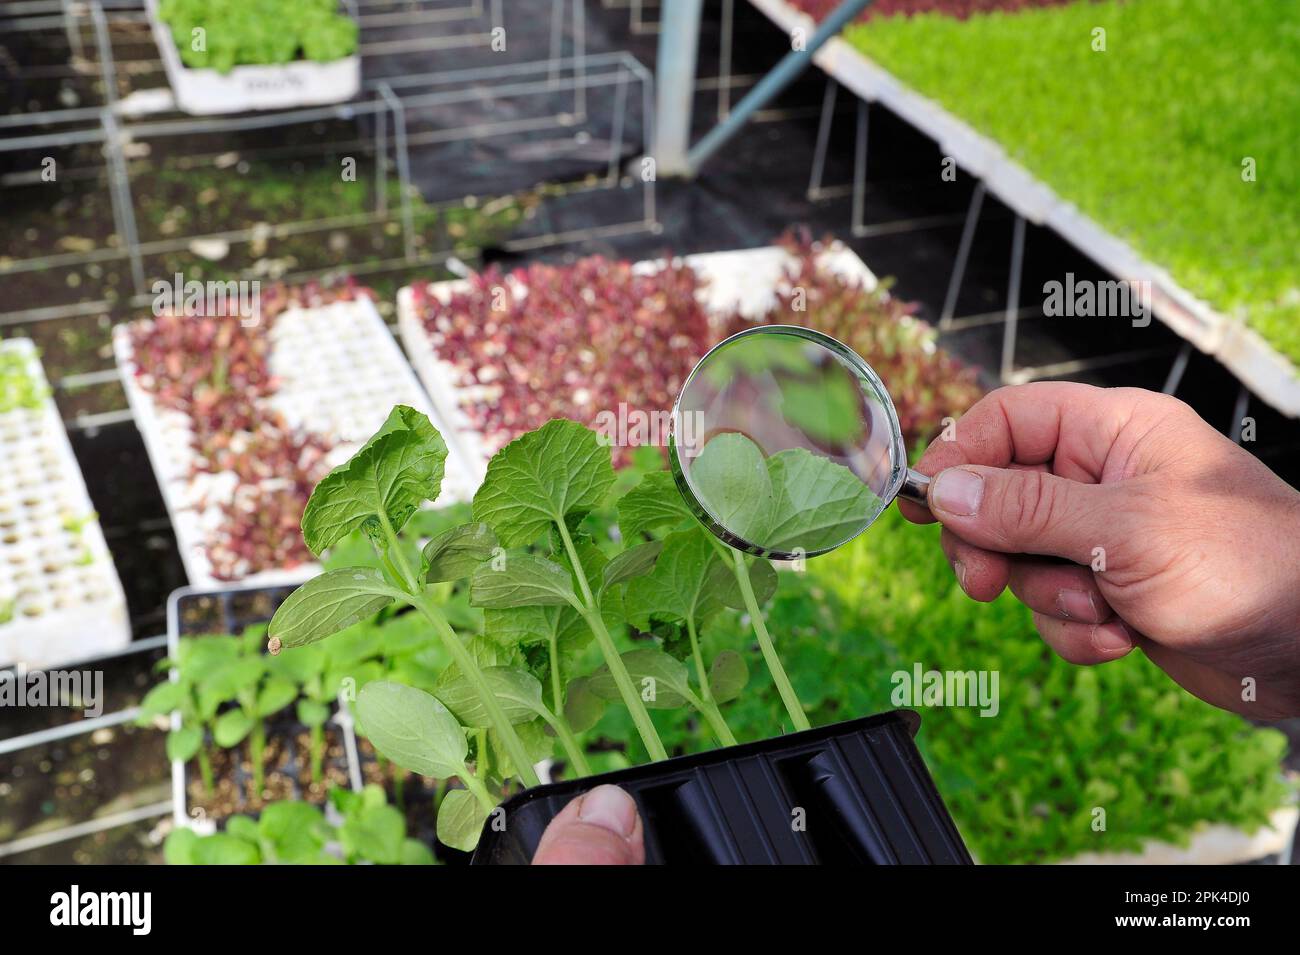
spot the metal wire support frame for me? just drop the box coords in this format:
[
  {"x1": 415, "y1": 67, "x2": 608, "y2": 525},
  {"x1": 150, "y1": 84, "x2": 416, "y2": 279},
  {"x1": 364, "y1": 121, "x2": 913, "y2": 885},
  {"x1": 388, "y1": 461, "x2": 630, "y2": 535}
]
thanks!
[{"x1": 0, "y1": 52, "x2": 658, "y2": 336}]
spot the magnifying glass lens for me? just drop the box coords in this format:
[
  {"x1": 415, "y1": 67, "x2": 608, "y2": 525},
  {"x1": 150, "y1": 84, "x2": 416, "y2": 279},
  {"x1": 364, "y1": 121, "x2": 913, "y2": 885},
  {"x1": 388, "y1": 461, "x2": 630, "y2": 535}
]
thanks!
[{"x1": 670, "y1": 326, "x2": 910, "y2": 560}]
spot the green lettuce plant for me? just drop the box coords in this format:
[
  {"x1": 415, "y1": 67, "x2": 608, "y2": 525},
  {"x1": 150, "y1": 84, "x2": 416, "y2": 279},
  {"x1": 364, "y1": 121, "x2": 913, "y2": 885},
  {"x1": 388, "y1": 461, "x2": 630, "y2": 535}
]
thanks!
[
  {"x1": 267, "y1": 408, "x2": 848, "y2": 851},
  {"x1": 158, "y1": 0, "x2": 359, "y2": 74},
  {"x1": 163, "y1": 785, "x2": 434, "y2": 865}
]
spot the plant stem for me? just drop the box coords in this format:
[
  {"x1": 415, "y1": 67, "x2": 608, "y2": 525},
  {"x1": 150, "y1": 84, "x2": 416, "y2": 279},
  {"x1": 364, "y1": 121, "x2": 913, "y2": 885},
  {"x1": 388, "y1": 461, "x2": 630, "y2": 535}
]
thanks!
[
  {"x1": 411, "y1": 594, "x2": 541, "y2": 788},
  {"x1": 698, "y1": 699, "x2": 739, "y2": 747},
  {"x1": 547, "y1": 632, "x2": 564, "y2": 714},
  {"x1": 686, "y1": 615, "x2": 712, "y2": 704},
  {"x1": 542, "y1": 633, "x2": 591, "y2": 775},
  {"x1": 730, "y1": 548, "x2": 810, "y2": 732},
  {"x1": 250, "y1": 717, "x2": 267, "y2": 795},
  {"x1": 460, "y1": 766, "x2": 497, "y2": 814},
  {"x1": 555, "y1": 520, "x2": 668, "y2": 762},
  {"x1": 310, "y1": 722, "x2": 324, "y2": 784},
  {"x1": 537, "y1": 708, "x2": 592, "y2": 777},
  {"x1": 197, "y1": 745, "x2": 215, "y2": 794},
  {"x1": 686, "y1": 615, "x2": 737, "y2": 746},
  {"x1": 379, "y1": 510, "x2": 419, "y2": 594}
]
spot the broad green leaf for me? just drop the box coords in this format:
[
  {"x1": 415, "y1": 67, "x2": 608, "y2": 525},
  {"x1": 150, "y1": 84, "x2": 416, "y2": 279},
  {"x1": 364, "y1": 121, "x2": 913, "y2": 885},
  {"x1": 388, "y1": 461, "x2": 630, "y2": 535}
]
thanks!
[
  {"x1": 341, "y1": 801, "x2": 405, "y2": 865},
  {"x1": 687, "y1": 432, "x2": 774, "y2": 545},
  {"x1": 434, "y1": 666, "x2": 544, "y2": 727},
  {"x1": 166, "y1": 724, "x2": 202, "y2": 762},
  {"x1": 225, "y1": 815, "x2": 259, "y2": 843},
  {"x1": 562, "y1": 676, "x2": 606, "y2": 733},
  {"x1": 301, "y1": 405, "x2": 448, "y2": 555},
  {"x1": 423, "y1": 522, "x2": 498, "y2": 583},
  {"x1": 708, "y1": 650, "x2": 749, "y2": 704},
  {"x1": 617, "y1": 471, "x2": 693, "y2": 539},
  {"x1": 437, "y1": 788, "x2": 490, "y2": 853},
  {"x1": 297, "y1": 698, "x2": 331, "y2": 728},
  {"x1": 589, "y1": 648, "x2": 694, "y2": 710},
  {"x1": 488, "y1": 717, "x2": 552, "y2": 778},
  {"x1": 712, "y1": 556, "x2": 778, "y2": 611},
  {"x1": 266, "y1": 642, "x2": 325, "y2": 684},
  {"x1": 259, "y1": 801, "x2": 329, "y2": 864},
  {"x1": 401, "y1": 838, "x2": 436, "y2": 865},
  {"x1": 601, "y1": 539, "x2": 664, "y2": 592},
  {"x1": 472, "y1": 419, "x2": 615, "y2": 547},
  {"x1": 765, "y1": 448, "x2": 880, "y2": 553},
  {"x1": 469, "y1": 554, "x2": 579, "y2": 609},
  {"x1": 256, "y1": 677, "x2": 298, "y2": 718},
  {"x1": 624, "y1": 528, "x2": 724, "y2": 630},
  {"x1": 139, "y1": 680, "x2": 187, "y2": 720},
  {"x1": 322, "y1": 620, "x2": 386, "y2": 667},
  {"x1": 203, "y1": 656, "x2": 265, "y2": 704},
  {"x1": 482, "y1": 604, "x2": 589, "y2": 656},
  {"x1": 323, "y1": 660, "x2": 384, "y2": 699},
  {"x1": 163, "y1": 827, "x2": 199, "y2": 865},
  {"x1": 268, "y1": 568, "x2": 397, "y2": 652},
  {"x1": 356, "y1": 681, "x2": 467, "y2": 779},
  {"x1": 213, "y1": 708, "x2": 254, "y2": 748},
  {"x1": 192, "y1": 833, "x2": 261, "y2": 865}
]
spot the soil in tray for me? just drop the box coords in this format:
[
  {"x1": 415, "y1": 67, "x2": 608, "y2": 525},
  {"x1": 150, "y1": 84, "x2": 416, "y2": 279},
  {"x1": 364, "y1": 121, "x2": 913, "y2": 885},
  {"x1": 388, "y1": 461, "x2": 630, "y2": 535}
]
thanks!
[
  {"x1": 186, "y1": 722, "x2": 352, "y2": 822},
  {"x1": 0, "y1": 722, "x2": 171, "y2": 845}
]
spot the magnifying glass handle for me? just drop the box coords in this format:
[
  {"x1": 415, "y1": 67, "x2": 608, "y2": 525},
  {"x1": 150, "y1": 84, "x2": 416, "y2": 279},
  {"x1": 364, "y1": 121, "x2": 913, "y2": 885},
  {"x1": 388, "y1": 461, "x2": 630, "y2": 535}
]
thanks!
[{"x1": 897, "y1": 469, "x2": 931, "y2": 508}]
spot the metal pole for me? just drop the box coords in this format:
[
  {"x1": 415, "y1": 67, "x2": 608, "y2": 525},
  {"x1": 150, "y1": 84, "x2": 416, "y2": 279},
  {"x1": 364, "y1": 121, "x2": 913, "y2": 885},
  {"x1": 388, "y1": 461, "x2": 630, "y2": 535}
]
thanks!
[
  {"x1": 377, "y1": 83, "x2": 417, "y2": 263},
  {"x1": 807, "y1": 78, "x2": 837, "y2": 200},
  {"x1": 607, "y1": 68, "x2": 629, "y2": 184},
  {"x1": 1000, "y1": 214, "x2": 1027, "y2": 384},
  {"x1": 939, "y1": 181, "x2": 986, "y2": 330},
  {"x1": 100, "y1": 109, "x2": 146, "y2": 296},
  {"x1": 655, "y1": 0, "x2": 703, "y2": 177},
  {"x1": 1161, "y1": 341, "x2": 1193, "y2": 395},
  {"x1": 574, "y1": 0, "x2": 587, "y2": 119},
  {"x1": 687, "y1": 0, "x2": 876, "y2": 174},
  {"x1": 850, "y1": 98, "x2": 869, "y2": 236},
  {"x1": 718, "y1": 0, "x2": 734, "y2": 121}
]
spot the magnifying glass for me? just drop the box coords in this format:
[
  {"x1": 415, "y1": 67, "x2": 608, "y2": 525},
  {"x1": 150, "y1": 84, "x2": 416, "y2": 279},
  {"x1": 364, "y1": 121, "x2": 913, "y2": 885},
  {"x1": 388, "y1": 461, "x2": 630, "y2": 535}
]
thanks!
[{"x1": 669, "y1": 325, "x2": 931, "y2": 560}]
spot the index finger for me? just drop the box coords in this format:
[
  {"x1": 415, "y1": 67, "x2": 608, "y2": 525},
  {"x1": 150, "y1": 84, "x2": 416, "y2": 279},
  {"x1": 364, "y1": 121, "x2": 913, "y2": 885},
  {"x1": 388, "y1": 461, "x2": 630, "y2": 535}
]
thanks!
[{"x1": 898, "y1": 381, "x2": 1127, "y2": 524}]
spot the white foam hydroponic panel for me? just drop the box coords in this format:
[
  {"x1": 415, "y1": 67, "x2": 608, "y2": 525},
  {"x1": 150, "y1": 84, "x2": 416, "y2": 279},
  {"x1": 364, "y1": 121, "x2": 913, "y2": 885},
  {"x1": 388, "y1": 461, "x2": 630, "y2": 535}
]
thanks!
[
  {"x1": 115, "y1": 295, "x2": 475, "y2": 590},
  {"x1": 144, "y1": 0, "x2": 361, "y2": 116},
  {"x1": 0, "y1": 339, "x2": 131, "y2": 669},
  {"x1": 396, "y1": 243, "x2": 879, "y2": 482}
]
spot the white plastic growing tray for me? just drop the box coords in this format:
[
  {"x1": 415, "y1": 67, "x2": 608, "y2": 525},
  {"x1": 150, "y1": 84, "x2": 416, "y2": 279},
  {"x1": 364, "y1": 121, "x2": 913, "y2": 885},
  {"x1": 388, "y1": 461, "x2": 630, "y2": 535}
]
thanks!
[
  {"x1": 114, "y1": 295, "x2": 476, "y2": 590},
  {"x1": 0, "y1": 340, "x2": 130, "y2": 670},
  {"x1": 744, "y1": 0, "x2": 1300, "y2": 418},
  {"x1": 144, "y1": 0, "x2": 361, "y2": 116},
  {"x1": 397, "y1": 243, "x2": 879, "y2": 482},
  {"x1": 163, "y1": 583, "x2": 362, "y2": 831}
]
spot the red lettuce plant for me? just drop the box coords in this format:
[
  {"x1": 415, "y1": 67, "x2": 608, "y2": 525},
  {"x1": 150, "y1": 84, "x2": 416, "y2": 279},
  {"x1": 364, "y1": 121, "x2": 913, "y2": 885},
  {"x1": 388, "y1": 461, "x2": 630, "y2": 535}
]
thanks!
[
  {"x1": 411, "y1": 256, "x2": 712, "y2": 465},
  {"x1": 127, "y1": 277, "x2": 366, "y2": 579},
  {"x1": 722, "y1": 231, "x2": 983, "y2": 448}
]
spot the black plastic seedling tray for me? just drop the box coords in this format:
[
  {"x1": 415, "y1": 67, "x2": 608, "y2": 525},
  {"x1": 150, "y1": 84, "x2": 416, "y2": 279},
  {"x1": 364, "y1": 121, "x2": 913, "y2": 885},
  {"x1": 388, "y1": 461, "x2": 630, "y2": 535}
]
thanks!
[{"x1": 472, "y1": 709, "x2": 972, "y2": 864}]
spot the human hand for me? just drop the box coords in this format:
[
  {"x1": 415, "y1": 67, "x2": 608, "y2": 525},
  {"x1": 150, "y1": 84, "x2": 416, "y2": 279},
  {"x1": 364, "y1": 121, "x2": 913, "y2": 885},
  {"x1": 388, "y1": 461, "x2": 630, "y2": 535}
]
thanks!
[
  {"x1": 899, "y1": 382, "x2": 1300, "y2": 718},
  {"x1": 532, "y1": 785, "x2": 645, "y2": 865}
]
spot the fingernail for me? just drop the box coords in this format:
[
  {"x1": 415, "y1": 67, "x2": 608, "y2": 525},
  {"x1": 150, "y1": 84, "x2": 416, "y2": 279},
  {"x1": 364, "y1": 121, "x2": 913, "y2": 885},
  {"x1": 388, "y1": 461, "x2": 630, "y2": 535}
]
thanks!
[
  {"x1": 932, "y1": 468, "x2": 984, "y2": 517},
  {"x1": 1091, "y1": 622, "x2": 1132, "y2": 654},
  {"x1": 1056, "y1": 589, "x2": 1095, "y2": 620},
  {"x1": 578, "y1": 785, "x2": 637, "y2": 838},
  {"x1": 952, "y1": 559, "x2": 968, "y2": 593}
]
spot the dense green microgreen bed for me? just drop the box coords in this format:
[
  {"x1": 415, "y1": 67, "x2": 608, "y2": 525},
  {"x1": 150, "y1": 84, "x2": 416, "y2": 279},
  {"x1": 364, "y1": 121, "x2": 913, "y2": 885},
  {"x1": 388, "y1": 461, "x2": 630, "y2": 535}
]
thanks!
[
  {"x1": 847, "y1": 0, "x2": 1300, "y2": 364},
  {"x1": 0, "y1": 342, "x2": 47, "y2": 413},
  {"x1": 802, "y1": 507, "x2": 1293, "y2": 863},
  {"x1": 159, "y1": 0, "x2": 358, "y2": 72}
]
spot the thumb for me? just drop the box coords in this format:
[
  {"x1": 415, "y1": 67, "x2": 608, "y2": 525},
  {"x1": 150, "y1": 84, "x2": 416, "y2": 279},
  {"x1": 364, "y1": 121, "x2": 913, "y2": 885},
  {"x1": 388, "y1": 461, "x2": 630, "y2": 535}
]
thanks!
[
  {"x1": 532, "y1": 785, "x2": 645, "y2": 865},
  {"x1": 927, "y1": 465, "x2": 1111, "y2": 563}
]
